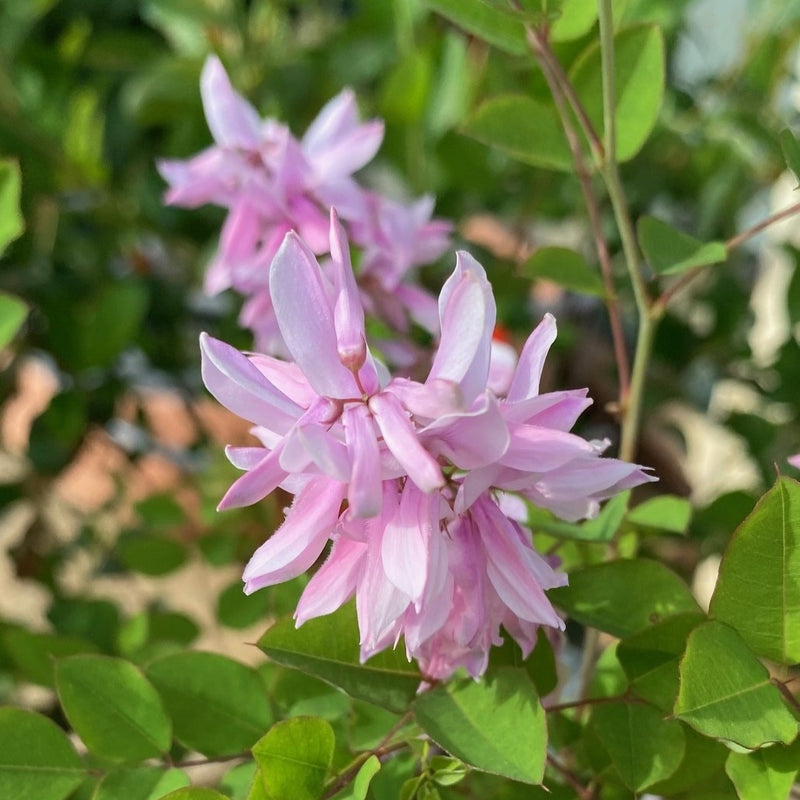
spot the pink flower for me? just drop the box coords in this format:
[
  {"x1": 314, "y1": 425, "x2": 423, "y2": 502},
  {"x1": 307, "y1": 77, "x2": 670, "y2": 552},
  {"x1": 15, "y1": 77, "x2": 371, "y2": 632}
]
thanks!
[
  {"x1": 789, "y1": 454, "x2": 800, "y2": 469},
  {"x1": 158, "y1": 56, "x2": 383, "y2": 297},
  {"x1": 201, "y1": 221, "x2": 655, "y2": 678}
]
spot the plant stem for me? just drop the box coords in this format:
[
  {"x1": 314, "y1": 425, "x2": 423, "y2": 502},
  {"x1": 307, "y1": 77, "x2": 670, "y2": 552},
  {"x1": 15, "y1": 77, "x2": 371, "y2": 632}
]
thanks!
[
  {"x1": 527, "y1": 28, "x2": 631, "y2": 404},
  {"x1": 597, "y1": 0, "x2": 653, "y2": 459},
  {"x1": 547, "y1": 754, "x2": 595, "y2": 800}
]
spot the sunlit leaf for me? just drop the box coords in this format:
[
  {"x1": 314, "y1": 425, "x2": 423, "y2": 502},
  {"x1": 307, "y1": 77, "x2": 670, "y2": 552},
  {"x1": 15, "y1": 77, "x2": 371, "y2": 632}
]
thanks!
[
  {"x1": 626, "y1": 495, "x2": 692, "y2": 533},
  {"x1": 0, "y1": 292, "x2": 28, "y2": 350},
  {"x1": 146, "y1": 651, "x2": 273, "y2": 757},
  {"x1": 257, "y1": 603, "x2": 421, "y2": 713},
  {"x1": 413, "y1": 668, "x2": 546, "y2": 784},
  {"x1": 56, "y1": 655, "x2": 171, "y2": 761},
  {"x1": 674, "y1": 622, "x2": 798, "y2": 749},
  {"x1": 252, "y1": 717, "x2": 335, "y2": 800},
  {"x1": 548, "y1": 558, "x2": 700, "y2": 638},
  {"x1": 0, "y1": 159, "x2": 24, "y2": 255},
  {"x1": 725, "y1": 740, "x2": 800, "y2": 800},
  {"x1": 710, "y1": 477, "x2": 800, "y2": 665}
]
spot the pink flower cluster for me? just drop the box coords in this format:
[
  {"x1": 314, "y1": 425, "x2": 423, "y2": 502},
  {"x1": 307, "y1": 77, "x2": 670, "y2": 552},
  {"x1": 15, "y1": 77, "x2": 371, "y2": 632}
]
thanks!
[
  {"x1": 158, "y1": 56, "x2": 450, "y2": 357},
  {"x1": 200, "y1": 211, "x2": 655, "y2": 679}
]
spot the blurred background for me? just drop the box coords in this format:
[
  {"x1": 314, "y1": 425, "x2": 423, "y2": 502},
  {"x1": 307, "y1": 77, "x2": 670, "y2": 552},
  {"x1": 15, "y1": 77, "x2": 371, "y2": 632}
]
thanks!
[{"x1": 1, "y1": 0, "x2": 800, "y2": 715}]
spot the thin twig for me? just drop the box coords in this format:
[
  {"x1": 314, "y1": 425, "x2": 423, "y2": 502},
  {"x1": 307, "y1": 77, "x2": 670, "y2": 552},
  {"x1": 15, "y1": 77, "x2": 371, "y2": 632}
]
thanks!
[
  {"x1": 527, "y1": 27, "x2": 631, "y2": 408},
  {"x1": 655, "y1": 199, "x2": 800, "y2": 312},
  {"x1": 322, "y1": 742, "x2": 408, "y2": 799},
  {"x1": 547, "y1": 753, "x2": 595, "y2": 800}
]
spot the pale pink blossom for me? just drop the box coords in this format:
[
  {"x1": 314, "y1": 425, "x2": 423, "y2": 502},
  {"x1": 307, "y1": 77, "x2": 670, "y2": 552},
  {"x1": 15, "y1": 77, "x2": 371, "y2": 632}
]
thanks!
[{"x1": 201, "y1": 222, "x2": 654, "y2": 678}]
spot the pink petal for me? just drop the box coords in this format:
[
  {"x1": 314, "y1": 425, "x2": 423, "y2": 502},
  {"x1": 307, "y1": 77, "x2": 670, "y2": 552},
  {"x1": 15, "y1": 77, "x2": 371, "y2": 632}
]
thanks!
[
  {"x1": 270, "y1": 232, "x2": 359, "y2": 399},
  {"x1": 369, "y1": 393, "x2": 444, "y2": 492},
  {"x1": 329, "y1": 209, "x2": 369, "y2": 373},
  {"x1": 421, "y1": 392, "x2": 509, "y2": 470},
  {"x1": 294, "y1": 536, "x2": 366, "y2": 625},
  {"x1": 342, "y1": 404, "x2": 382, "y2": 518},
  {"x1": 218, "y1": 445, "x2": 288, "y2": 510},
  {"x1": 381, "y1": 484, "x2": 438, "y2": 605},
  {"x1": 243, "y1": 477, "x2": 344, "y2": 593},
  {"x1": 200, "y1": 56, "x2": 261, "y2": 150},
  {"x1": 507, "y1": 314, "x2": 557, "y2": 403},
  {"x1": 501, "y1": 425, "x2": 596, "y2": 472},
  {"x1": 200, "y1": 333, "x2": 302, "y2": 433},
  {"x1": 428, "y1": 251, "x2": 495, "y2": 406}
]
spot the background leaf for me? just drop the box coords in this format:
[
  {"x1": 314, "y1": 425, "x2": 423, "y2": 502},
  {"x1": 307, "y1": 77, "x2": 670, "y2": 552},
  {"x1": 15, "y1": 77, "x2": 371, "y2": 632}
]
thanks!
[
  {"x1": 0, "y1": 291, "x2": 28, "y2": 350},
  {"x1": 637, "y1": 215, "x2": 727, "y2": 276},
  {"x1": 590, "y1": 702, "x2": 685, "y2": 791},
  {"x1": 426, "y1": 0, "x2": 527, "y2": 55},
  {"x1": 780, "y1": 128, "x2": 800, "y2": 185},
  {"x1": 94, "y1": 767, "x2": 190, "y2": 800},
  {"x1": 462, "y1": 95, "x2": 571, "y2": 171},
  {"x1": 0, "y1": 159, "x2": 24, "y2": 255},
  {"x1": 146, "y1": 651, "x2": 273, "y2": 756},
  {"x1": 725, "y1": 740, "x2": 800, "y2": 800},
  {"x1": 571, "y1": 24, "x2": 665, "y2": 161},
  {"x1": 521, "y1": 247, "x2": 606, "y2": 296},
  {"x1": 56, "y1": 655, "x2": 172, "y2": 761},
  {"x1": 626, "y1": 495, "x2": 692, "y2": 533},
  {"x1": 0, "y1": 708, "x2": 85, "y2": 800},
  {"x1": 413, "y1": 667, "x2": 546, "y2": 785}
]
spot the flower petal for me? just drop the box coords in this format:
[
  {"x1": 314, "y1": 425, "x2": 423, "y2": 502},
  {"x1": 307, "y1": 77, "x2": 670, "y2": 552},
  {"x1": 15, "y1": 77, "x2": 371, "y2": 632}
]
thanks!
[
  {"x1": 218, "y1": 445, "x2": 288, "y2": 510},
  {"x1": 200, "y1": 333, "x2": 302, "y2": 433},
  {"x1": 200, "y1": 56, "x2": 261, "y2": 150},
  {"x1": 243, "y1": 477, "x2": 344, "y2": 593},
  {"x1": 507, "y1": 314, "x2": 557, "y2": 402},
  {"x1": 428, "y1": 251, "x2": 495, "y2": 406},
  {"x1": 294, "y1": 536, "x2": 366, "y2": 625},
  {"x1": 342, "y1": 404, "x2": 383, "y2": 518},
  {"x1": 369, "y1": 393, "x2": 444, "y2": 492},
  {"x1": 270, "y1": 232, "x2": 359, "y2": 399}
]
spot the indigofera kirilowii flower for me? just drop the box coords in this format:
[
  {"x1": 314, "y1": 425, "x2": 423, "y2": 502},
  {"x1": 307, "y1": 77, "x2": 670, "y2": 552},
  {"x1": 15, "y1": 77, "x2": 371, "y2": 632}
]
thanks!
[{"x1": 201, "y1": 211, "x2": 655, "y2": 678}]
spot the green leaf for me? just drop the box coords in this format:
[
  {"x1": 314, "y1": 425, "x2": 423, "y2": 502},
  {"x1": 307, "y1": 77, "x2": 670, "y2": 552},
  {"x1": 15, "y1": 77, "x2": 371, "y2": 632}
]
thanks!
[
  {"x1": 550, "y1": 0, "x2": 597, "y2": 41},
  {"x1": 94, "y1": 767, "x2": 189, "y2": 800},
  {"x1": 252, "y1": 717, "x2": 335, "y2": 800},
  {"x1": 725, "y1": 740, "x2": 800, "y2": 800},
  {"x1": 462, "y1": 95, "x2": 571, "y2": 171},
  {"x1": 489, "y1": 628, "x2": 558, "y2": 697},
  {"x1": 617, "y1": 612, "x2": 705, "y2": 711},
  {"x1": 160, "y1": 790, "x2": 229, "y2": 800},
  {"x1": 637, "y1": 216, "x2": 727, "y2": 276},
  {"x1": 56, "y1": 655, "x2": 171, "y2": 761},
  {"x1": 380, "y1": 51, "x2": 433, "y2": 124},
  {"x1": 590, "y1": 702, "x2": 685, "y2": 791},
  {"x1": 2, "y1": 628, "x2": 97, "y2": 688},
  {"x1": 413, "y1": 667, "x2": 546, "y2": 784},
  {"x1": 426, "y1": 0, "x2": 527, "y2": 55},
  {"x1": 674, "y1": 621, "x2": 798, "y2": 749},
  {"x1": 548, "y1": 558, "x2": 701, "y2": 638},
  {"x1": 217, "y1": 580, "x2": 272, "y2": 629},
  {"x1": 118, "y1": 532, "x2": 188, "y2": 576},
  {"x1": 528, "y1": 491, "x2": 629, "y2": 542},
  {"x1": 146, "y1": 651, "x2": 273, "y2": 757},
  {"x1": 521, "y1": 247, "x2": 606, "y2": 296},
  {"x1": 330, "y1": 755, "x2": 381, "y2": 800},
  {"x1": 571, "y1": 24, "x2": 665, "y2": 161},
  {"x1": 0, "y1": 708, "x2": 85, "y2": 800},
  {"x1": 0, "y1": 292, "x2": 28, "y2": 350},
  {"x1": 626, "y1": 495, "x2": 692, "y2": 533},
  {"x1": 710, "y1": 477, "x2": 800, "y2": 665},
  {"x1": 780, "y1": 129, "x2": 800, "y2": 186},
  {"x1": 257, "y1": 603, "x2": 422, "y2": 713},
  {"x1": 0, "y1": 159, "x2": 24, "y2": 255}
]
